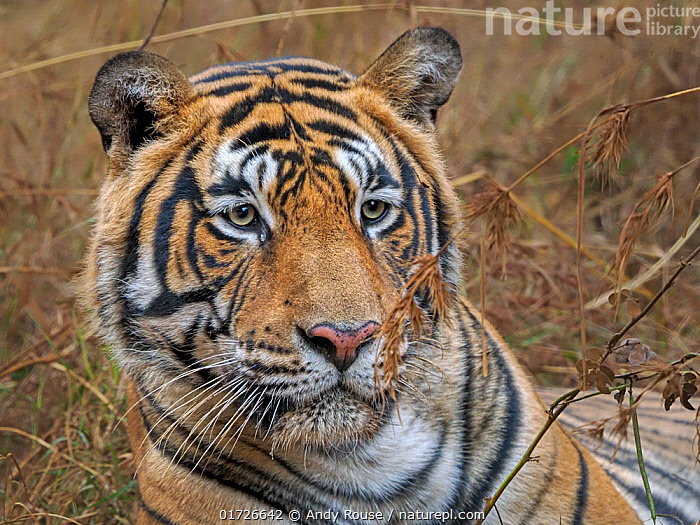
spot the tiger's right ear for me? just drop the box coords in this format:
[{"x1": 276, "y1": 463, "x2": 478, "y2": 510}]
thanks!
[{"x1": 88, "y1": 51, "x2": 193, "y2": 158}]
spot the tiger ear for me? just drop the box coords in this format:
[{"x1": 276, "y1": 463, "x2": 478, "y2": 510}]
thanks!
[
  {"x1": 358, "y1": 27, "x2": 462, "y2": 129},
  {"x1": 88, "y1": 51, "x2": 193, "y2": 158}
]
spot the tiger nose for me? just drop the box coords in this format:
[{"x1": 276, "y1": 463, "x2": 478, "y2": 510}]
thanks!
[{"x1": 305, "y1": 322, "x2": 379, "y2": 372}]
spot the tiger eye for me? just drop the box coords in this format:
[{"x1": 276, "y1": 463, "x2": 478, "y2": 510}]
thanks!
[
  {"x1": 361, "y1": 200, "x2": 387, "y2": 221},
  {"x1": 227, "y1": 204, "x2": 256, "y2": 227}
]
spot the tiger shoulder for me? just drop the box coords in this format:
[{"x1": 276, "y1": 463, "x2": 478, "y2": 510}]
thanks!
[{"x1": 83, "y1": 27, "x2": 698, "y2": 524}]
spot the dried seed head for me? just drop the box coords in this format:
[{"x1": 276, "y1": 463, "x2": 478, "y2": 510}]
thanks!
[
  {"x1": 588, "y1": 106, "x2": 630, "y2": 185},
  {"x1": 642, "y1": 172, "x2": 674, "y2": 223},
  {"x1": 611, "y1": 171, "x2": 674, "y2": 296},
  {"x1": 610, "y1": 405, "x2": 633, "y2": 445},
  {"x1": 464, "y1": 174, "x2": 522, "y2": 272},
  {"x1": 375, "y1": 254, "x2": 450, "y2": 404}
]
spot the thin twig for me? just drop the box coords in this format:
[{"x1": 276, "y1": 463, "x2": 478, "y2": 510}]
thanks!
[
  {"x1": 138, "y1": 0, "x2": 170, "y2": 51},
  {"x1": 576, "y1": 112, "x2": 602, "y2": 391},
  {"x1": 276, "y1": 0, "x2": 303, "y2": 56},
  {"x1": 607, "y1": 243, "x2": 700, "y2": 351},
  {"x1": 477, "y1": 389, "x2": 579, "y2": 523}
]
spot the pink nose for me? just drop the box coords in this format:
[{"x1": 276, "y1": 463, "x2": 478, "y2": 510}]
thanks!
[{"x1": 305, "y1": 322, "x2": 379, "y2": 372}]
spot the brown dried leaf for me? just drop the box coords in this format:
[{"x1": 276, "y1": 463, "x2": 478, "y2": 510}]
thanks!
[
  {"x1": 588, "y1": 347, "x2": 604, "y2": 361},
  {"x1": 680, "y1": 395, "x2": 695, "y2": 411},
  {"x1": 663, "y1": 374, "x2": 683, "y2": 411},
  {"x1": 681, "y1": 383, "x2": 697, "y2": 411},
  {"x1": 600, "y1": 365, "x2": 616, "y2": 382},
  {"x1": 614, "y1": 388, "x2": 626, "y2": 404},
  {"x1": 626, "y1": 299, "x2": 642, "y2": 317},
  {"x1": 595, "y1": 373, "x2": 612, "y2": 395}
]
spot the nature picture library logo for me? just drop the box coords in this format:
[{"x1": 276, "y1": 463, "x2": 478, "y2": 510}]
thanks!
[{"x1": 485, "y1": 2, "x2": 700, "y2": 38}]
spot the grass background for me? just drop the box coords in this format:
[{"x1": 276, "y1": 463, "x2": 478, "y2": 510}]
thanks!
[{"x1": 1, "y1": 1, "x2": 698, "y2": 522}]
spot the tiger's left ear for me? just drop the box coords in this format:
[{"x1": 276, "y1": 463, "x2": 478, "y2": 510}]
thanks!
[{"x1": 358, "y1": 27, "x2": 462, "y2": 129}]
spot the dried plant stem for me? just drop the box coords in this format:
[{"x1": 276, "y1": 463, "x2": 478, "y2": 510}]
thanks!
[
  {"x1": 0, "y1": 5, "x2": 598, "y2": 83},
  {"x1": 684, "y1": 179, "x2": 700, "y2": 237},
  {"x1": 477, "y1": 389, "x2": 579, "y2": 523},
  {"x1": 576, "y1": 115, "x2": 597, "y2": 389},
  {"x1": 0, "y1": 4, "x2": 396, "y2": 81},
  {"x1": 506, "y1": 130, "x2": 588, "y2": 192},
  {"x1": 0, "y1": 188, "x2": 98, "y2": 198},
  {"x1": 480, "y1": 236, "x2": 487, "y2": 376},
  {"x1": 0, "y1": 351, "x2": 72, "y2": 380},
  {"x1": 0, "y1": 266, "x2": 71, "y2": 277},
  {"x1": 509, "y1": 194, "x2": 607, "y2": 268},
  {"x1": 607, "y1": 243, "x2": 699, "y2": 352},
  {"x1": 0, "y1": 427, "x2": 100, "y2": 477},
  {"x1": 575, "y1": 88, "x2": 700, "y2": 387},
  {"x1": 628, "y1": 86, "x2": 700, "y2": 109},
  {"x1": 629, "y1": 386, "x2": 657, "y2": 523},
  {"x1": 610, "y1": 155, "x2": 700, "y2": 305}
]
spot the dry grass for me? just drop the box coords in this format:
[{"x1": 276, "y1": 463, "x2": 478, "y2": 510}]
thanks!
[{"x1": 1, "y1": 0, "x2": 699, "y2": 523}]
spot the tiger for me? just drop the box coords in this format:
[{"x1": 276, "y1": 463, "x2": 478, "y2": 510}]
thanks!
[{"x1": 82, "y1": 27, "x2": 698, "y2": 524}]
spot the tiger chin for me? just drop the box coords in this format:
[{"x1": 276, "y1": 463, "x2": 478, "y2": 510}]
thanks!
[{"x1": 83, "y1": 27, "x2": 655, "y2": 525}]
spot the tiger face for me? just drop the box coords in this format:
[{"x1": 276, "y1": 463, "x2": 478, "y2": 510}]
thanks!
[{"x1": 86, "y1": 29, "x2": 462, "y2": 453}]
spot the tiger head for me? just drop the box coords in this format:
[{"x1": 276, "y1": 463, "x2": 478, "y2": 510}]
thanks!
[{"x1": 85, "y1": 28, "x2": 463, "y2": 453}]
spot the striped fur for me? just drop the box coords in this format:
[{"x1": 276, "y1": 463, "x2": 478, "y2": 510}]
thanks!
[
  {"x1": 539, "y1": 389, "x2": 700, "y2": 524},
  {"x1": 83, "y1": 28, "x2": 693, "y2": 524}
]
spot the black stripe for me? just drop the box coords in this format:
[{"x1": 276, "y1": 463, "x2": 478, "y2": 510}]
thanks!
[
  {"x1": 203, "y1": 82, "x2": 252, "y2": 98},
  {"x1": 277, "y1": 87, "x2": 357, "y2": 121},
  {"x1": 572, "y1": 442, "x2": 589, "y2": 525},
  {"x1": 238, "y1": 122, "x2": 291, "y2": 146},
  {"x1": 154, "y1": 166, "x2": 202, "y2": 289},
  {"x1": 374, "y1": 210, "x2": 406, "y2": 239},
  {"x1": 569, "y1": 427, "x2": 700, "y2": 501},
  {"x1": 138, "y1": 402, "x2": 341, "y2": 524},
  {"x1": 455, "y1": 307, "x2": 521, "y2": 512},
  {"x1": 208, "y1": 143, "x2": 263, "y2": 196},
  {"x1": 122, "y1": 174, "x2": 161, "y2": 283},
  {"x1": 220, "y1": 85, "x2": 356, "y2": 133},
  {"x1": 186, "y1": 206, "x2": 205, "y2": 280},
  {"x1": 292, "y1": 77, "x2": 348, "y2": 92},
  {"x1": 603, "y1": 466, "x2": 693, "y2": 523},
  {"x1": 194, "y1": 59, "x2": 349, "y2": 85},
  {"x1": 419, "y1": 179, "x2": 434, "y2": 252},
  {"x1": 140, "y1": 285, "x2": 214, "y2": 317},
  {"x1": 308, "y1": 120, "x2": 362, "y2": 142},
  {"x1": 431, "y1": 179, "x2": 453, "y2": 276},
  {"x1": 219, "y1": 95, "x2": 260, "y2": 132},
  {"x1": 141, "y1": 503, "x2": 178, "y2": 524},
  {"x1": 204, "y1": 221, "x2": 246, "y2": 243}
]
